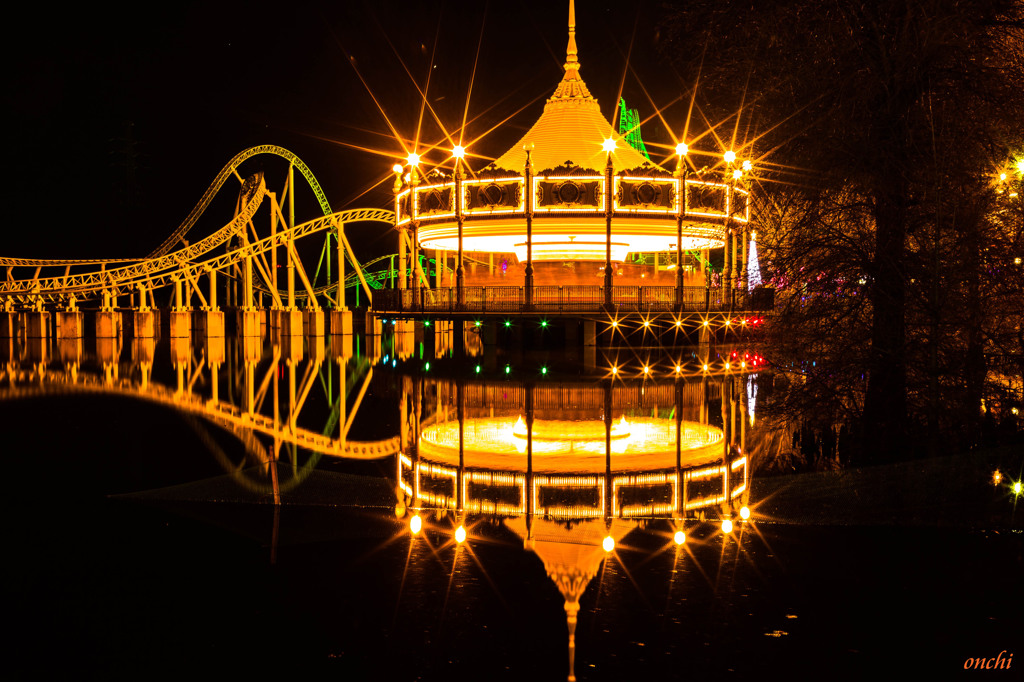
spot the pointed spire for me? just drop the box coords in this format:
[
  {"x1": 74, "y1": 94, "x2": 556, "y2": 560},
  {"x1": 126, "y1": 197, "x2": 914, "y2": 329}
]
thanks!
[
  {"x1": 549, "y1": 0, "x2": 596, "y2": 107},
  {"x1": 566, "y1": 0, "x2": 578, "y2": 67}
]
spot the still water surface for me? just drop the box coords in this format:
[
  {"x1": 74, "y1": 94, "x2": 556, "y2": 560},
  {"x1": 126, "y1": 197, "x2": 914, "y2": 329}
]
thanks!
[{"x1": 2, "y1": 333, "x2": 1020, "y2": 680}]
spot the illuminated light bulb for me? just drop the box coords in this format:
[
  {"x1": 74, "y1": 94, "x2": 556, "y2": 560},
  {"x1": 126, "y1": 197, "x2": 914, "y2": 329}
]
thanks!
[
  {"x1": 740, "y1": 506, "x2": 751, "y2": 520},
  {"x1": 741, "y1": 361, "x2": 746, "y2": 369},
  {"x1": 410, "y1": 514, "x2": 422, "y2": 534},
  {"x1": 392, "y1": 163, "x2": 403, "y2": 174},
  {"x1": 474, "y1": 364, "x2": 481, "y2": 373},
  {"x1": 407, "y1": 152, "x2": 420, "y2": 166},
  {"x1": 1014, "y1": 481, "x2": 1023, "y2": 496},
  {"x1": 611, "y1": 366, "x2": 619, "y2": 375},
  {"x1": 725, "y1": 362, "x2": 731, "y2": 370},
  {"x1": 674, "y1": 530, "x2": 686, "y2": 545},
  {"x1": 703, "y1": 320, "x2": 710, "y2": 327},
  {"x1": 602, "y1": 535, "x2": 615, "y2": 552},
  {"x1": 505, "y1": 365, "x2": 511, "y2": 375},
  {"x1": 725, "y1": 319, "x2": 732, "y2": 326},
  {"x1": 992, "y1": 470, "x2": 1002, "y2": 485},
  {"x1": 675, "y1": 142, "x2": 688, "y2": 156},
  {"x1": 675, "y1": 319, "x2": 683, "y2": 327},
  {"x1": 455, "y1": 525, "x2": 467, "y2": 543},
  {"x1": 424, "y1": 362, "x2": 431, "y2": 371},
  {"x1": 702, "y1": 364, "x2": 709, "y2": 372},
  {"x1": 643, "y1": 365, "x2": 650, "y2": 374},
  {"x1": 733, "y1": 169, "x2": 743, "y2": 180},
  {"x1": 602, "y1": 138, "x2": 617, "y2": 153},
  {"x1": 721, "y1": 519, "x2": 733, "y2": 533},
  {"x1": 1017, "y1": 159, "x2": 1024, "y2": 174},
  {"x1": 1015, "y1": 257, "x2": 1022, "y2": 265},
  {"x1": 724, "y1": 150, "x2": 736, "y2": 163},
  {"x1": 452, "y1": 145, "x2": 466, "y2": 159},
  {"x1": 999, "y1": 172, "x2": 1007, "y2": 182},
  {"x1": 741, "y1": 319, "x2": 747, "y2": 326},
  {"x1": 742, "y1": 159, "x2": 752, "y2": 171},
  {"x1": 612, "y1": 320, "x2": 619, "y2": 328},
  {"x1": 675, "y1": 365, "x2": 682, "y2": 373},
  {"x1": 643, "y1": 319, "x2": 650, "y2": 327},
  {"x1": 540, "y1": 319, "x2": 549, "y2": 328},
  {"x1": 541, "y1": 366, "x2": 548, "y2": 375},
  {"x1": 504, "y1": 320, "x2": 512, "y2": 327}
]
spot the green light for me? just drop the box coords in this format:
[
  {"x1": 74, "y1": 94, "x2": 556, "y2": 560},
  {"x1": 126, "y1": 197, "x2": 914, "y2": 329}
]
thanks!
[
  {"x1": 504, "y1": 320, "x2": 512, "y2": 328},
  {"x1": 424, "y1": 362, "x2": 431, "y2": 371},
  {"x1": 475, "y1": 365, "x2": 481, "y2": 373},
  {"x1": 505, "y1": 365, "x2": 511, "y2": 374},
  {"x1": 541, "y1": 366, "x2": 548, "y2": 375},
  {"x1": 540, "y1": 319, "x2": 549, "y2": 328},
  {"x1": 424, "y1": 320, "x2": 431, "y2": 327}
]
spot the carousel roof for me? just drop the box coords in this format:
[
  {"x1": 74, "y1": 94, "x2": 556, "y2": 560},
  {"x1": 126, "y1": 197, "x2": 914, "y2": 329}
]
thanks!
[{"x1": 491, "y1": 1, "x2": 661, "y2": 175}]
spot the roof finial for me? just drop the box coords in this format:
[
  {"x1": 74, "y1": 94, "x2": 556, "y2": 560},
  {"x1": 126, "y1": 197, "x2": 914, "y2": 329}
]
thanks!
[{"x1": 566, "y1": 0, "x2": 578, "y2": 67}]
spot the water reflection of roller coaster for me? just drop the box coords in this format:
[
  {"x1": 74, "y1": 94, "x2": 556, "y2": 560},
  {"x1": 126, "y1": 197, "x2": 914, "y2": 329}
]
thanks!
[{"x1": 0, "y1": 334, "x2": 399, "y2": 496}]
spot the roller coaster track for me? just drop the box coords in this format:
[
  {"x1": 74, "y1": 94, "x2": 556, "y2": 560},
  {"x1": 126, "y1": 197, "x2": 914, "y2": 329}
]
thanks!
[
  {"x1": 0, "y1": 196, "x2": 395, "y2": 303},
  {"x1": 0, "y1": 366, "x2": 401, "y2": 460},
  {"x1": 146, "y1": 145, "x2": 335, "y2": 259}
]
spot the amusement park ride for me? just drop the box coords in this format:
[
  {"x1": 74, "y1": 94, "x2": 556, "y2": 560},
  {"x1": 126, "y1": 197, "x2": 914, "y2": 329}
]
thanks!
[{"x1": 0, "y1": 1, "x2": 769, "y2": 346}]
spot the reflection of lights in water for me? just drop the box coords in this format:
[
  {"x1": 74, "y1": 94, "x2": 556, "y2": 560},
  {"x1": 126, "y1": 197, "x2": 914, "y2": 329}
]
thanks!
[
  {"x1": 410, "y1": 514, "x2": 422, "y2": 534},
  {"x1": 419, "y1": 415, "x2": 722, "y2": 459},
  {"x1": 721, "y1": 519, "x2": 733, "y2": 533},
  {"x1": 747, "y1": 374, "x2": 758, "y2": 425},
  {"x1": 602, "y1": 536, "x2": 615, "y2": 552},
  {"x1": 674, "y1": 530, "x2": 686, "y2": 545}
]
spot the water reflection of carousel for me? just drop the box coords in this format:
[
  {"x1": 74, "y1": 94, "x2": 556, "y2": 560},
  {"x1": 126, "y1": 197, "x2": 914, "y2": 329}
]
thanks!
[
  {"x1": 395, "y1": 372, "x2": 754, "y2": 681},
  {"x1": 398, "y1": 376, "x2": 749, "y2": 521}
]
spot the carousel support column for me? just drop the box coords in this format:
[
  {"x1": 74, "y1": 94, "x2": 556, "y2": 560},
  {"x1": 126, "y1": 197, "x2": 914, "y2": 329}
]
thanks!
[
  {"x1": 603, "y1": 140, "x2": 615, "y2": 309},
  {"x1": 604, "y1": 381, "x2": 613, "y2": 519},
  {"x1": 454, "y1": 146, "x2": 466, "y2": 308},
  {"x1": 524, "y1": 144, "x2": 535, "y2": 309},
  {"x1": 674, "y1": 143, "x2": 689, "y2": 307},
  {"x1": 409, "y1": 158, "x2": 421, "y2": 299},
  {"x1": 720, "y1": 375, "x2": 731, "y2": 515},
  {"x1": 525, "y1": 383, "x2": 534, "y2": 519},
  {"x1": 457, "y1": 379, "x2": 465, "y2": 512},
  {"x1": 675, "y1": 377, "x2": 684, "y2": 518},
  {"x1": 331, "y1": 219, "x2": 352, "y2": 335}
]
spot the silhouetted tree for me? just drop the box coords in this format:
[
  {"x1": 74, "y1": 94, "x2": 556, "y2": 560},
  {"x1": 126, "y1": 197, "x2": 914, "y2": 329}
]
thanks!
[{"x1": 660, "y1": 0, "x2": 1024, "y2": 462}]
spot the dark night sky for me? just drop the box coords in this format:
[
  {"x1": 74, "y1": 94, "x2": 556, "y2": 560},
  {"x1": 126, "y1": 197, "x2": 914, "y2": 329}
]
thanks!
[{"x1": 2, "y1": 1, "x2": 691, "y2": 262}]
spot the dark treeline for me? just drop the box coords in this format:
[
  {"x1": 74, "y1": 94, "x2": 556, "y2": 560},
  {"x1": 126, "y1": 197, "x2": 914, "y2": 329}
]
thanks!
[{"x1": 659, "y1": 0, "x2": 1024, "y2": 465}]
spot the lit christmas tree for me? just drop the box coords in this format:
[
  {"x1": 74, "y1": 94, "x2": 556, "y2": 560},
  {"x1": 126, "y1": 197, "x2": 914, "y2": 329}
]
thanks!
[{"x1": 747, "y1": 231, "x2": 762, "y2": 290}]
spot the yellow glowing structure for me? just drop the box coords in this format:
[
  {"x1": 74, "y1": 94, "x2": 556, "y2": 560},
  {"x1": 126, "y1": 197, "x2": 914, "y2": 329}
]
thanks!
[
  {"x1": 740, "y1": 506, "x2": 750, "y2": 520},
  {"x1": 410, "y1": 514, "x2": 423, "y2": 534},
  {"x1": 742, "y1": 159, "x2": 752, "y2": 171},
  {"x1": 391, "y1": 12, "x2": 751, "y2": 264},
  {"x1": 452, "y1": 145, "x2": 466, "y2": 159},
  {"x1": 993, "y1": 470, "x2": 1003, "y2": 486},
  {"x1": 721, "y1": 519, "x2": 733, "y2": 533},
  {"x1": 406, "y1": 152, "x2": 420, "y2": 166},
  {"x1": 455, "y1": 525, "x2": 467, "y2": 543},
  {"x1": 724, "y1": 151, "x2": 736, "y2": 163},
  {"x1": 1014, "y1": 481, "x2": 1022, "y2": 496},
  {"x1": 602, "y1": 535, "x2": 615, "y2": 552},
  {"x1": 674, "y1": 530, "x2": 686, "y2": 545},
  {"x1": 392, "y1": 163, "x2": 403, "y2": 174}
]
